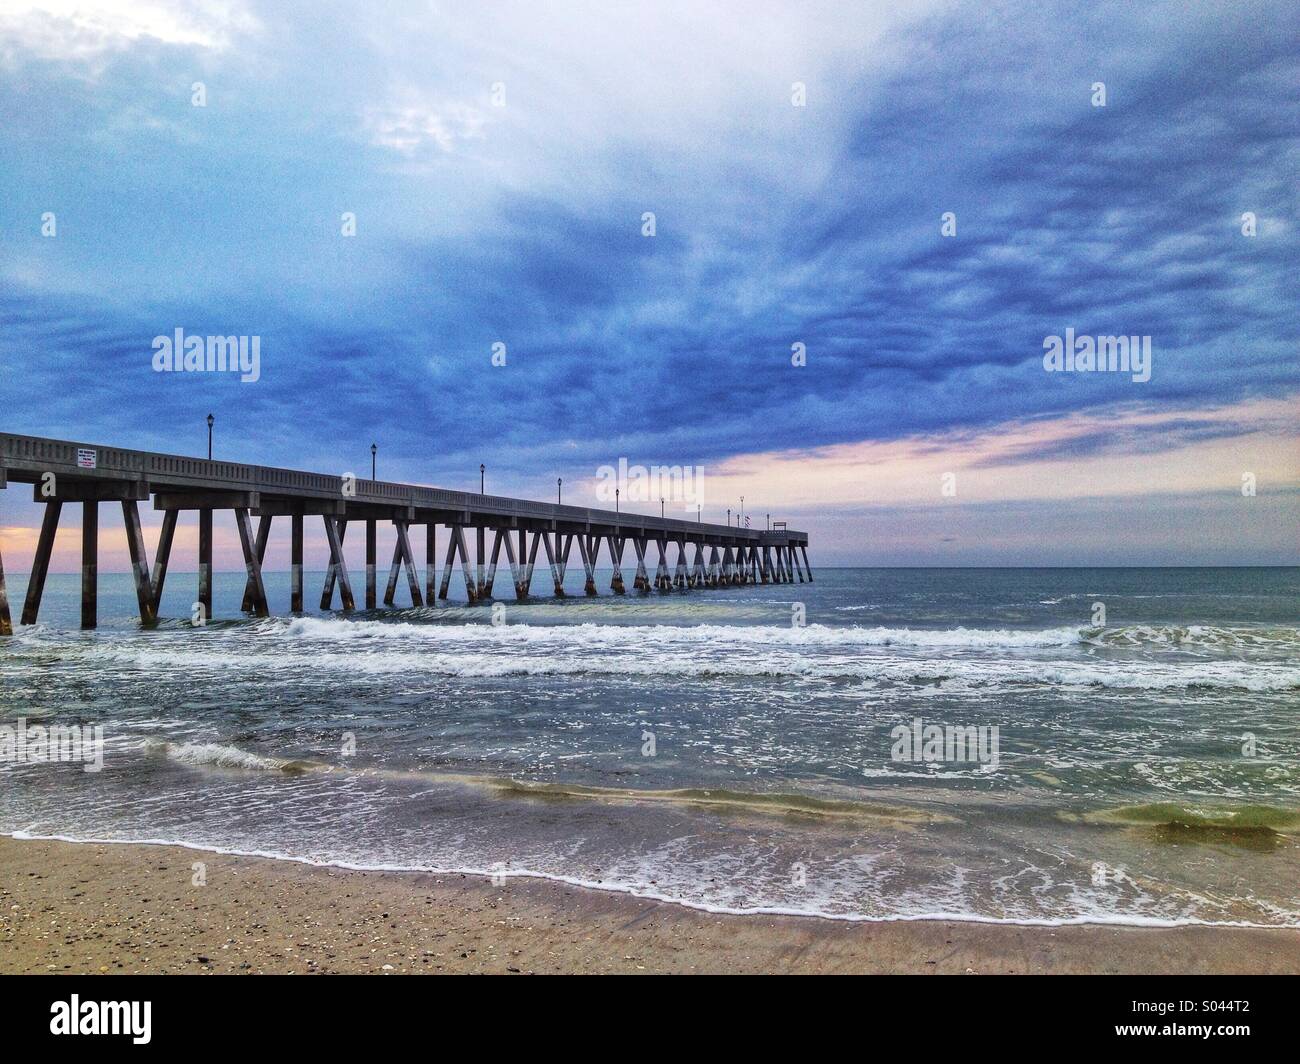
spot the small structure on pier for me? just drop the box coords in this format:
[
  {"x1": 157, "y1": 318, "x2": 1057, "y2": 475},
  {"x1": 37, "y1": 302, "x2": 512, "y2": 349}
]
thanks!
[{"x1": 0, "y1": 433, "x2": 812, "y2": 631}]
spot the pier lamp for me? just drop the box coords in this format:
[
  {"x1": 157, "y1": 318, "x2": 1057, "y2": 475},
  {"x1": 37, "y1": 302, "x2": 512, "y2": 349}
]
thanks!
[
  {"x1": 371, "y1": 442, "x2": 377, "y2": 480},
  {"x1": 206, "y1": 413, "x2": 214, "y2": 460},
  {"x1": 697, "y1": 504, "x2": 701, "y2": 522},
  {"x1": 557, "y1": 477, "x2": 562, "y2": 504},
  {"x1": 480, "y1": 463, "x2": 485, "y2": 494},
  {"x1": 660, "y1": 497, "x2": 665, "y2": 519},
  {"x1": 740, "y1": 496, "x2": 744, "y2": 523},
  {"x1": 615, "y1": 487, "x2": 620, "y2": 513},
  {"x1": 727, "y1": 508, "x2": 731, "y2": 526}
]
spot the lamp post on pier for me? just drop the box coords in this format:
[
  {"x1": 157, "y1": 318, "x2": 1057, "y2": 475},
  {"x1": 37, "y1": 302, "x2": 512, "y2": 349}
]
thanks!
[
  {"x1": 206, "y1": 413, "x2": 214, "y2": 460},
  {"x1": 480, "y1": 464, "x2": 485, "y2": 494},
  {"x1": 371, "y1": 443, "x2": 377, "y2": 480}
]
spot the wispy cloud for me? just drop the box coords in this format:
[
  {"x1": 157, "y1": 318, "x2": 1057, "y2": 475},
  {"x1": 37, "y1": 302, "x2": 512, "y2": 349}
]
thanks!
[{"x1": 0, "y1": 0, "x2": 1295, "y2": 565}]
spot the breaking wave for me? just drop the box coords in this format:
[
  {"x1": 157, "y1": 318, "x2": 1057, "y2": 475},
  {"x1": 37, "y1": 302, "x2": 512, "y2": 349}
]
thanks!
[{"x1": 146, "y1": 740, "x2": 317, "y2": 774}]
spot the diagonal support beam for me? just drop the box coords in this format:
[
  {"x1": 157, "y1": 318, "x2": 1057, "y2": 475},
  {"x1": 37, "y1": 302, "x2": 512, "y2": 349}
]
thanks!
[
  {"x1": 321, "y1": 517, "x2": 355, "y2": 610},
  {"x1": 438, "y1": 527, "x2": 459, "y2": 600},
  {"x1": 577, "y1": 534, "x2": 598, "y2": 596},
  {"x1": 632, "y1": 537, "x2": 649, "y2": 591},
  {"x1": 395, "y1": 521, "x2": 423, "y2": 606},
  {"x1": 536, "y1": 531, "x2": 560, "y2": 596},
  {"x1": 383, "y1": 533, "x2": 403, "y2": 605},
  {"x1": 0, "y1": 536, "x2": 10, "y2": 636},
  {"x1": 121, "y1": 499, "x2": 157, "y2": 624},
  {"x1": 502, "y1": 529, "x2": 525, "y2": 599},
  {"x1": 151, "y1": 509, "x2": 178, "y2": 609},
  {"x1": 673, "y1": 540, "x2": 688, "y2": 589},
  {"x1": 22, "y1": 501, "x2": 63, "y2": 625},
  {"x1": 483, "y1": 528, "x2": 505, "y2": 598},
  {"x1": 654, "y1": 539, "x2": 670, "y2": 591},
  {"x1": 557, "y1": 534, "x2": 573, "y2": 590},
  {"x1": 454, "y1": 525, "x2": 479, "y2": 602},
  {"x1": 235, "y1": 507, "x2": 270, "y2": 617},
  {"x1": 241, "y1": 515, "x2": 273, "y2": 611},
  {"x1": 608, "y1": 535, "x2": 625, "y2": 594}
]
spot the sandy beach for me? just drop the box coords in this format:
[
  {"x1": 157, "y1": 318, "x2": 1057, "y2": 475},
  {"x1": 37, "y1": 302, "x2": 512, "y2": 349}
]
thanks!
[{"x1": 2, "y1": 836, "x2": 1298, "y2": 975}]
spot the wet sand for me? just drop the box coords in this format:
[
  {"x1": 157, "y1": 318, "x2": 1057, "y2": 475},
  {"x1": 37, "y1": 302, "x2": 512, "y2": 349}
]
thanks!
[{"x1": 2, "y1": 836, "x2": 1298, "y2": 974}]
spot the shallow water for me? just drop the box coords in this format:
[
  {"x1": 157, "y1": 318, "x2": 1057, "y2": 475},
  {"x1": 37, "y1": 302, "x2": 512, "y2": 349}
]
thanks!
[{"x1": 2, "y1": 566, "x2": 1298, "y2": 925}]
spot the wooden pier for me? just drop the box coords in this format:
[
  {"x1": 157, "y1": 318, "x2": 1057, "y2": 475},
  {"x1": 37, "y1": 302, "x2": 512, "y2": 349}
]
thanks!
[{"x1": 0, "y1": 433, "x2": 812, "y2": 631}]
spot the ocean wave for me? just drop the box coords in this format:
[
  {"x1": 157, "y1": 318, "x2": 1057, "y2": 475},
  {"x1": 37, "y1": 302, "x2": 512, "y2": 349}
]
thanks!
[
  {"x1": 1081, "y1": 624, "x2": 1300, "y2": 650},
  {"x1": 5, "y1": 830, "x2": 1297, "y2": 930},
  {"x1": 276, "y1": 616, "x2": 1300, "y2": 652},
  {"x1": 1079, "y1": 802, "x2": 1300, "y2": 836},
  {"x1": 479, "y1": 778, "x2": 951, "y2": 823},
  {"x1": 278, "y1": 615, "x2": 1093, "y2": 649},
  {"x1": 71, "y1": 645, "x2": 1300, "y2": 691},
  {"x1": 146, "y1": 740, "x2": 317, "y2": 774}
]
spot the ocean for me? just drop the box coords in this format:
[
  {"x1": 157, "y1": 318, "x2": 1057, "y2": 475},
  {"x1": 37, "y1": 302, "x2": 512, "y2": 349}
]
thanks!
[{"x1": 2, "y1": 566, "x2": 1298, "y2": 927}]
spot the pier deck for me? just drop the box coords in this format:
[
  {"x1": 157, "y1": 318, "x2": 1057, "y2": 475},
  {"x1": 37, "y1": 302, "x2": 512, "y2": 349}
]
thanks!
[{"x1": 0, "y1": 432, "x2": 812, "y2": 630}]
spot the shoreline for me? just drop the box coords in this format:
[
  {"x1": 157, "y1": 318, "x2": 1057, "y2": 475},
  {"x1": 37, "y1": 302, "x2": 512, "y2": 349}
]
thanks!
[{"x1": 3, "y1": 836, "x2": 1299, "y2": 974}]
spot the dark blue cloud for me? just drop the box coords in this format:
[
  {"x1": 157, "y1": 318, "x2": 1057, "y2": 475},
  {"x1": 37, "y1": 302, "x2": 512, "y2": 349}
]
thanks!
[{"x1": 0, "y1": 0, "x2": 1295, "y2": 504}]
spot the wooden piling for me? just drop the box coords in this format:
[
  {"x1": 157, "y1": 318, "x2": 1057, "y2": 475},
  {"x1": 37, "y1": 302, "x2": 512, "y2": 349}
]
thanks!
[
  {"x1": 366, "y1": 518, "x2": 378, "y2": 609},
  {"x1": 476, "y1": 526, "x2": 486, "y2": 599},
  {"x1": 425, "y1": 524, "x2": 437, "y2": 603},
  {"x1": 290, "y1": 512, "x2": 304, "y2": 612},
  {"x1": 81, "y1": 500, "x2": 98, "y2": 629},
  {"x1": 197, "y1": 507, "x2": 213, "y2": 620}
]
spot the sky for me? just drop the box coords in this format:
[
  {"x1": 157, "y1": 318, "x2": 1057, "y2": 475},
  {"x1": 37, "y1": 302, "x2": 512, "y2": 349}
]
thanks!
[{"x1": 0, "y1": 0, "x2": 1296, "y2": 572}]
